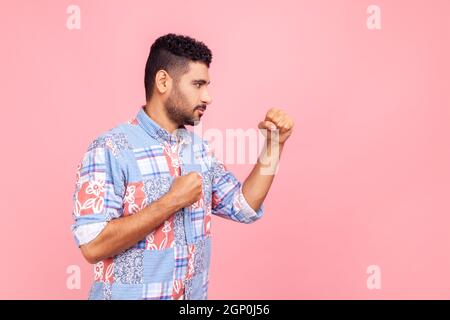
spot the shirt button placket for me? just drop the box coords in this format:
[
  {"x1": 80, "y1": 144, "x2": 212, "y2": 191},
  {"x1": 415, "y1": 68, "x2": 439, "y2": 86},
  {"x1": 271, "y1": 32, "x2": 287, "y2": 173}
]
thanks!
[{"x1": 176, "y1": 139, "x2": 194, "y2": 245}]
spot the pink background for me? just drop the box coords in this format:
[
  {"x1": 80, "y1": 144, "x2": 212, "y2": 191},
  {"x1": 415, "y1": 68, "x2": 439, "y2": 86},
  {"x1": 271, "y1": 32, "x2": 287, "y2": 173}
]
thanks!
[{"x1": 1, "y1": 0, "x2": 449, "y2": 299}]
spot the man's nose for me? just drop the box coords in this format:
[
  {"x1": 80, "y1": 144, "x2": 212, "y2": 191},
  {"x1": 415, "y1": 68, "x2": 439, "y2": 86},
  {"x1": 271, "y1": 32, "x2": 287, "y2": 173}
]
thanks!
[{"x1": 202, "y1": 90, "x2": 212, "y2": 105}]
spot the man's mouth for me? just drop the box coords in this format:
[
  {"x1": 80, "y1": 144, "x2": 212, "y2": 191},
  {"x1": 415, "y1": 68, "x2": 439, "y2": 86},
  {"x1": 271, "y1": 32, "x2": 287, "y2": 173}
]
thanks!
[{"x1": 196, "y1": 106, "x2": 206, "y2": 115}]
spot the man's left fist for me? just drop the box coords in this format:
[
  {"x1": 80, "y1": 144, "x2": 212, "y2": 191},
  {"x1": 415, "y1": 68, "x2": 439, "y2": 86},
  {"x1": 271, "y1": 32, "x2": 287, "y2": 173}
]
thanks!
[{"x1": 258, "y1": 108, "x2": 294, "y2": 144}]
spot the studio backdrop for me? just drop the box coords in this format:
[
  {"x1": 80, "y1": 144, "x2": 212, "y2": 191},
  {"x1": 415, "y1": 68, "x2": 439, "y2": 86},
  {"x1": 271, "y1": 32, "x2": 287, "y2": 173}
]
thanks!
[{"x1": 0, "y1": 0, "x2": 449, "y2": 299}]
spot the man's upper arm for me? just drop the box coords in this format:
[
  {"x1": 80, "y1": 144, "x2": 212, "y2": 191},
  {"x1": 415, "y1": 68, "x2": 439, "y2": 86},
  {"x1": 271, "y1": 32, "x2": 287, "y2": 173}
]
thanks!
[{"x1": 71, "y1": 136, "x2": 126, "y2": 247}]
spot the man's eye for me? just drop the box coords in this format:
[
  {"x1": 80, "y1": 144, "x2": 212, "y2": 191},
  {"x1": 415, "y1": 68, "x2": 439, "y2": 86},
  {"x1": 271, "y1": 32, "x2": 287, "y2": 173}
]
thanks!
[{"x1": 195, "y1": 83, "x2": 202, "y2": 88}]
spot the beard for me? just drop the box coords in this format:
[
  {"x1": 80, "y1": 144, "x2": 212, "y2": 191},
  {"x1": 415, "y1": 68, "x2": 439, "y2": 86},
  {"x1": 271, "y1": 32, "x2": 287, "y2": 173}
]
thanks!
[{"x1": 164, "y1": 84, "x2": 201, "y2": 127}]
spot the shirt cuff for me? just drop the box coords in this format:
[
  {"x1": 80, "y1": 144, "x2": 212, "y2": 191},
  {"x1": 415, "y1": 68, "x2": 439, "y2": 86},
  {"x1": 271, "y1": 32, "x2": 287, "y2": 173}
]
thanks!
[
  {"x1": 72, "y1": 221, "x2": 107, "y2": 246},
  {"x1": 233, "y1": 185, "x2": 265, "y2": 223}
]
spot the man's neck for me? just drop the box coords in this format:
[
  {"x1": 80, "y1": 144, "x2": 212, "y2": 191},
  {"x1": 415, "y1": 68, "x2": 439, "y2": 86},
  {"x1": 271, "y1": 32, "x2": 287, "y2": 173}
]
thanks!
[{"x1": 144, "y1": 101, "x2": 179, "y2": 134}]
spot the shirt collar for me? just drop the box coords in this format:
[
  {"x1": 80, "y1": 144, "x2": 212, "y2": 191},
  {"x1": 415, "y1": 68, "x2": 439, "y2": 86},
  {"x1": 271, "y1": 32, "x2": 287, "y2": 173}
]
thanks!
[{"x1": 136, "y1": 106, "x2": 191, "y2": 145}]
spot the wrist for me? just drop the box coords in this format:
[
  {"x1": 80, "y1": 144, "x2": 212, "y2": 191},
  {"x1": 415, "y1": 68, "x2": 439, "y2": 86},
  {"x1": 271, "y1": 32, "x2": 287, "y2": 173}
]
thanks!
[
  {"x1": 160, "y1": 191, "x2": 184, "y2": 213},
  {"x1": 265, "y1": 138, "x2": 285, "y2": 153}
]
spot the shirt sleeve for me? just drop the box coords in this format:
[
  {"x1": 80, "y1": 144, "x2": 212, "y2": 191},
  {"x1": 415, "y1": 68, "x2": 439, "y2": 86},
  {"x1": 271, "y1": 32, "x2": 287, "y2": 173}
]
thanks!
[
  {"x1": 71, "y1": 138, "x2": 126, "y2": 247},
  {"x1": 204, "y1": 141, "x2": 264, "y2": 224}
]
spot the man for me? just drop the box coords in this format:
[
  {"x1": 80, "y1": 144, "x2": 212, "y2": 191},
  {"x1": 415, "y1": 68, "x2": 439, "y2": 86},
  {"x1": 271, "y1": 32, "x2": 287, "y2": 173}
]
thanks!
[{"x1": 71, "y1": 33, "x2": 294, "y2": 300}]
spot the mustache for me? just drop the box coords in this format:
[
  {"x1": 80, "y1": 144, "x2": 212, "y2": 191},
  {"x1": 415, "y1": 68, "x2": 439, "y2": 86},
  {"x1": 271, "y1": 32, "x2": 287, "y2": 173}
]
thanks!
[{"x1": 194, "y1": 105, "x2": 207, "y2": 111}]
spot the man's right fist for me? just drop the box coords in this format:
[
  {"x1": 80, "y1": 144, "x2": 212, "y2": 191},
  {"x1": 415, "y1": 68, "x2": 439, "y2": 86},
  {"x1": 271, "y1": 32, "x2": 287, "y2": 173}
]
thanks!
[{"x1": 167, "y1": 172, "x2": 203, "y2": 209}]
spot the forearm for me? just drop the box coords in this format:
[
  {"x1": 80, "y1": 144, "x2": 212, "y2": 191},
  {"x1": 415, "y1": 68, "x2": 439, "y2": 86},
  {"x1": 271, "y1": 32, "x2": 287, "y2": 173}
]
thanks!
[
  {"x1": 80, "y1": 193, "x2": 181, "y2": 264},
  {"x1": 242, "y1": 140, "x2": 284, "y2": 211}
]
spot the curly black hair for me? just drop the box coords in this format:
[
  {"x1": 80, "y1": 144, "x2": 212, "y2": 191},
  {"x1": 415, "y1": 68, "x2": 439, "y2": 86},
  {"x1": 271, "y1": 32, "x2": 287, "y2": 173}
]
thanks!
[{"x1": 144, "y1": 33, "x2": 213, "y2": 101}]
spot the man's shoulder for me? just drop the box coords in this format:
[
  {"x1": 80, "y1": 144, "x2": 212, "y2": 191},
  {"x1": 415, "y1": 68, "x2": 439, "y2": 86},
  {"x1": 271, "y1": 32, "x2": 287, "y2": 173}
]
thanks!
[{"x1": 86, "y1": 122, "x2": 134, "y2": 156}]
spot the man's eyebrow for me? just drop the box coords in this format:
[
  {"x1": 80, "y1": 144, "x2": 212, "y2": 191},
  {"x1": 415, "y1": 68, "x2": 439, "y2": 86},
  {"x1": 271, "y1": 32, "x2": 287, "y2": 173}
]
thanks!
[{"x1": 192, "y1": 79, "x2": 211, "y2": 85}]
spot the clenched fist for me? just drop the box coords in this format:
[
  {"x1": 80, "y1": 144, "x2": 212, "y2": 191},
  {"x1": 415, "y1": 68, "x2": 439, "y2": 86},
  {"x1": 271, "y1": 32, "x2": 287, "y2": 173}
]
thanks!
[
  {"x1": 167, "y1": 172, "x2": 203, "y2": 209},
  {"x1": 258, "y1": 108, "x2": 294, "y2": 144}
]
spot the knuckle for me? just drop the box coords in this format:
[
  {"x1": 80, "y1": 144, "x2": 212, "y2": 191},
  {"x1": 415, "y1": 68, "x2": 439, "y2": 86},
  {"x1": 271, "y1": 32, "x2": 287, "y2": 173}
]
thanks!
[{"x1": 266, "y1": 108, "x2": 276, "y2": 117}]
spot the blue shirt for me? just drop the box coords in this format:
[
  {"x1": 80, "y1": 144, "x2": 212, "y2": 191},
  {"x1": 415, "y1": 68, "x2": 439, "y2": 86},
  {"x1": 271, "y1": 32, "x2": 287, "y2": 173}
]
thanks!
[{"x1": 71, "y1": 106, "x2": 264, "y2": 300}]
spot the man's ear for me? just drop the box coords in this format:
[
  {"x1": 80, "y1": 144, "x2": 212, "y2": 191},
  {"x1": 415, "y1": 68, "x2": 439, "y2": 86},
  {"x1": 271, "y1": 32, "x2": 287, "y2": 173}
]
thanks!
[{"x1": 155, "y1": 70, "x2": 172, "y2": 94}]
